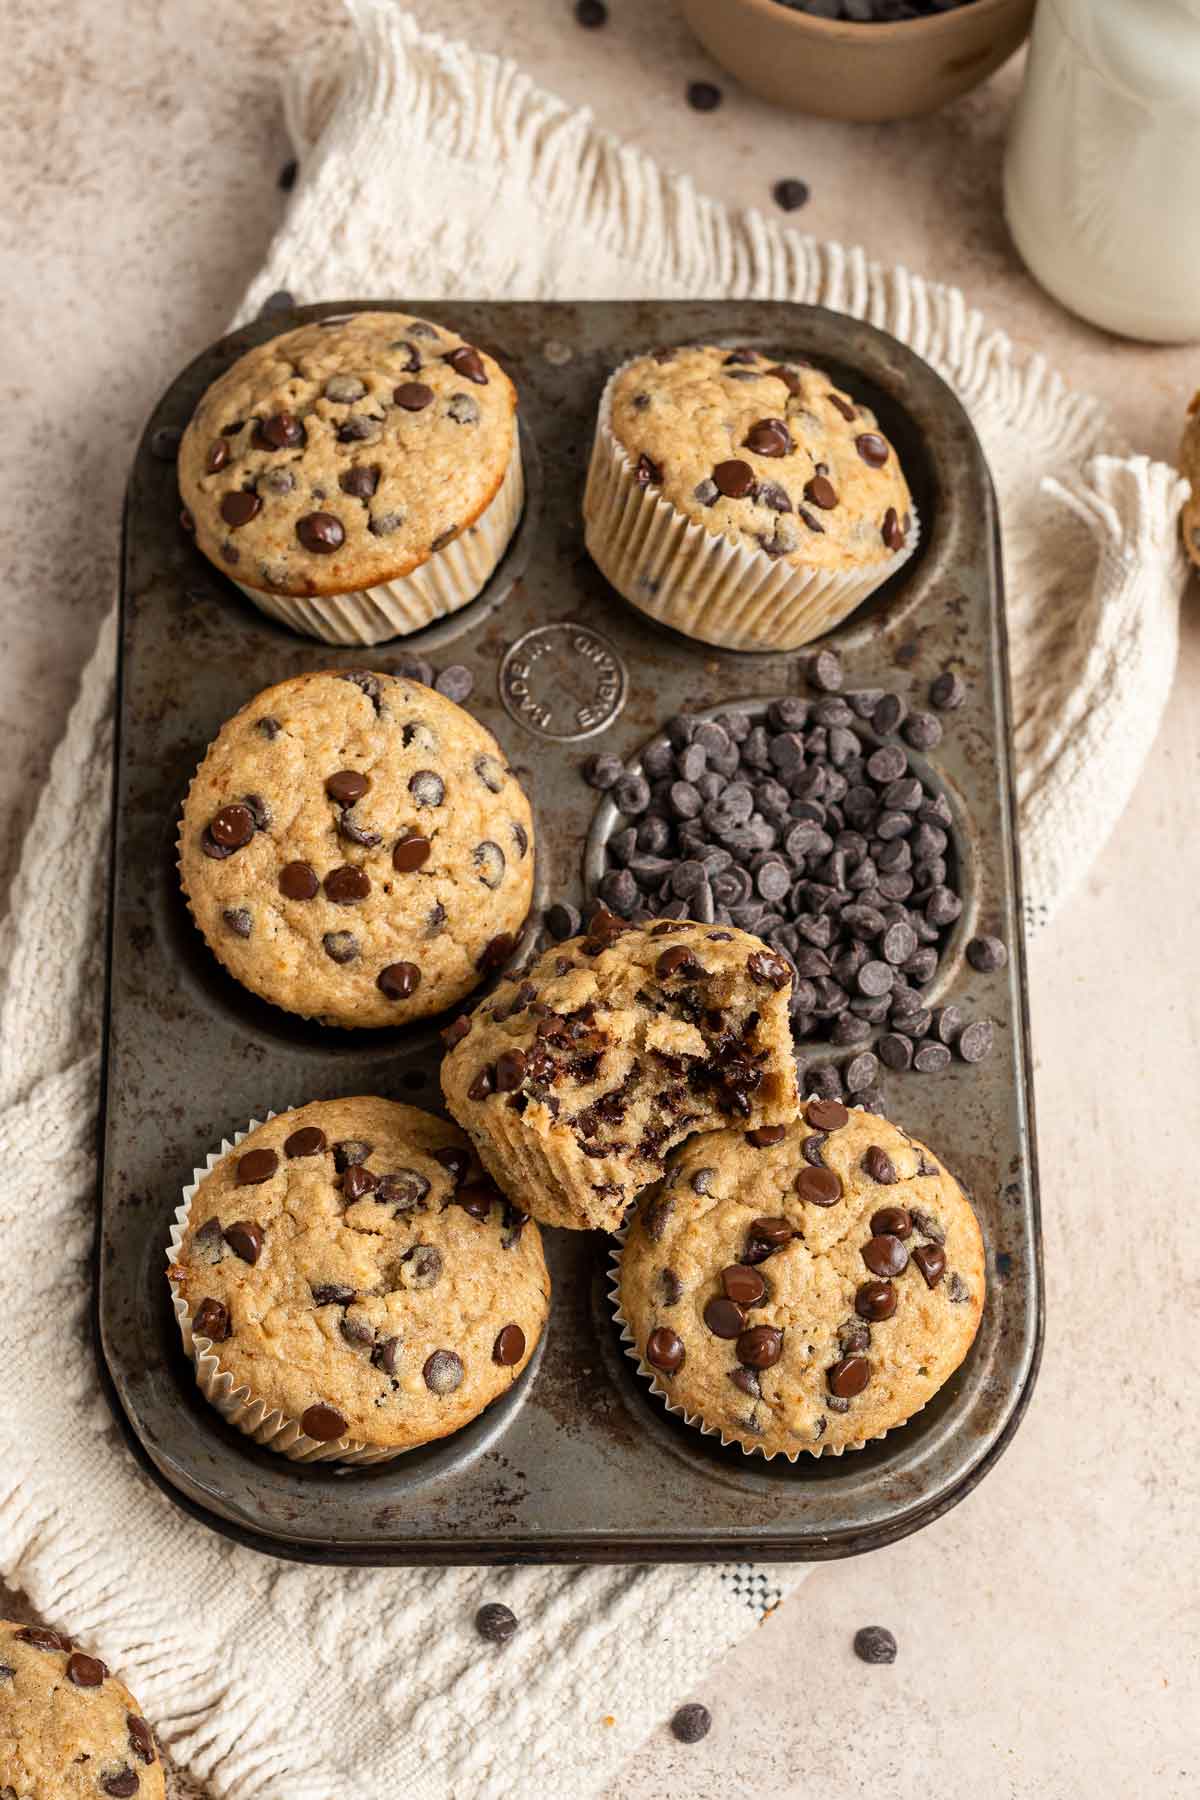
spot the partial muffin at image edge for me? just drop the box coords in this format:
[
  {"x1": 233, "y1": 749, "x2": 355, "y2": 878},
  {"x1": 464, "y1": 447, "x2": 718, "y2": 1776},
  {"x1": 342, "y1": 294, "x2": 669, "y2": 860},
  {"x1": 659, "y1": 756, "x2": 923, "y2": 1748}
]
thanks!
[
  {"x1": 177, "y1": 668, "x2": 535, "y2": 1029},
  {"x1": 614, "y1": 1097, "x2": 984, "y2": 1458},
  {"x1": 583, "y1": 341, "x2": 916, "y2": 651},
  {"x1": 0, "y1": 1619, "x2": 165, "y2": 1799},
  {"x1": 177, "y1": 310, "x2": 522, "y2": 645},
  {"x1": 441, "y1": 909, "x2": 799, "y2": 1232},
  {"x1": 167, "y1": 1097, "x2": 550, "y2": 1462}
]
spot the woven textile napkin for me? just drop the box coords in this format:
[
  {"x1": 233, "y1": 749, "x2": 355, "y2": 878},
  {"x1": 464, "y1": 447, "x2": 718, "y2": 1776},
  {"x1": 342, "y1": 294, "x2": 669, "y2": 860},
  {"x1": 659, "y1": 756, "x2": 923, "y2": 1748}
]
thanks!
[{"x1": 0, "y1": 4, "x2": 1190, "y2": 1798}]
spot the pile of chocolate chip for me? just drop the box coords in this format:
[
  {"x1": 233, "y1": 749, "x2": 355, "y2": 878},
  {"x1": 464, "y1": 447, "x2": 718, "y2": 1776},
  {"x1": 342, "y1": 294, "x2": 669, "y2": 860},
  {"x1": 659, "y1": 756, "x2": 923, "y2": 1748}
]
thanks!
[
  {"x1": 774, "y1": 0, "x2": 976, "y2": 19},
  {"x1": 583, "y1": 650, "x2": 1000, "y2": 1106}
]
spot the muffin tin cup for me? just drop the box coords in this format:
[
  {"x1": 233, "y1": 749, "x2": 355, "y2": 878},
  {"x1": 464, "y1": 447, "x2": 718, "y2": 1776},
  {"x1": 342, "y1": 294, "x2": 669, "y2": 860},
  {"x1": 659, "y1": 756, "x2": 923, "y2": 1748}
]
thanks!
[
  {"x1": 607, "y1": 1104, "x2": 928, "y2": 1463},
  {"x1": 582, "y1": 360, "x2": 918, "y2": 653},
  {"x1": 167, "y1": 1114, "x2": 410, "y2": 1466},
  {"x1": 231, "y1": 437, "x2": 525, "y2": 647}
]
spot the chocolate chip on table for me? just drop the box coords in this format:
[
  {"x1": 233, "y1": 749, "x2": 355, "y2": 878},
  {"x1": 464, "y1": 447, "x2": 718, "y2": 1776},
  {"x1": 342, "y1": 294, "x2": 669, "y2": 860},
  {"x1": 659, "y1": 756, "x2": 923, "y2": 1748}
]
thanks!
[
  {"x1": 301, "y1": 1403, "x2": 348, "y2": 1441},
  {"x1": 903, "y1": 711, "x2": 943, "y2": 751},
  {"x1": 671, "y1": 1703, "x2": 713, "y2": 1744},
  {"x1": 854, "y1": 1625, "x2": 897, "y2": 1665},
  {"x1": 434, "y1": 664, "x2": 474, "y2": 703},
  {"x1": 913, "y1": 1040, "x2": 952, "y2": 1073},
  {"x1": 475, "y1": 1602, "x2": 519, "y2": 1645},
  {"x1": 772, "y1": 178, "x2": 810, "y2": 212},
  {"x1": 150, "y1": 425, "x2": 181, "y2": 462},
  {"x1": 930, "y1": 670, "x2": 966, "y2": 710},
  {"x1": 966, "y1": 934, "x2": 1008, "y2": 973},
  {"x1": 686, "y1": 79, "x2": 722, "y2": 111},
  {"x1": 957, "y1": 1018, "x2": 995, "y2": 1062}
]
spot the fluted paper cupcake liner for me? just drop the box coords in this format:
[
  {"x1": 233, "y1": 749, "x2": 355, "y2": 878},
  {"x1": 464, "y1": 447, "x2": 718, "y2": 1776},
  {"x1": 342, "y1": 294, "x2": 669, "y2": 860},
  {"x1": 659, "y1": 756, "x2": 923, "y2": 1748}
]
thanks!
[
  {"x1": 167, "y1": 1113, "x2": 408, "y2": 1464},
  {"x1": 607, "y1": 1099, "x2": 927, "y2": 1461},
  {"x1": 232, "y1": 436, "x2": 524, "y2": 646},
  {"x1": 583, "y1": 361, "x2": 918, "y2": 652}
]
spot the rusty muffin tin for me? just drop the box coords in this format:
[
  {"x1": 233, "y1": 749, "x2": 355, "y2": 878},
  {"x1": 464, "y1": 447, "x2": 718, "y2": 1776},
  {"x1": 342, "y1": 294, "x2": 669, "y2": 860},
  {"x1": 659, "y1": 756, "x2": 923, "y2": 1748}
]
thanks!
[{"x1": 98, "y1": 300, "x2": 1041, "y2": 1564}]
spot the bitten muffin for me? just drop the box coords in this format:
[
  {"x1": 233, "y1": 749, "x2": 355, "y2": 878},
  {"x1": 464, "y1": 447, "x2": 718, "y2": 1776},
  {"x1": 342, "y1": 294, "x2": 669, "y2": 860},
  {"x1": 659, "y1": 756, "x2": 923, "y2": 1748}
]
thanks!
[
  {"x1": 616, "y1": 1098, "x2": 984, "y2": 1456},
  {"x1": 583, "y1": 342, "x2": 915, "y2": 650},
  {"x1": 178, "y1": 669, "x2": 534, "y2": 1028},
  {"x1": 177, "y1": 310, "x2": 522, "y2": 644},
  {"x1": 168, "y1": 1098, "x2": 549, "y2": 1459},
  {"x1": 0, "y1": 1620, "x2": 164, "y2": 1799},
  {"x1": 441, "y1": 909, "x2": 799, "y2": 1232},
  {"x1": 1181, "y1": 388, "x2": 1200, "y2": 570}
]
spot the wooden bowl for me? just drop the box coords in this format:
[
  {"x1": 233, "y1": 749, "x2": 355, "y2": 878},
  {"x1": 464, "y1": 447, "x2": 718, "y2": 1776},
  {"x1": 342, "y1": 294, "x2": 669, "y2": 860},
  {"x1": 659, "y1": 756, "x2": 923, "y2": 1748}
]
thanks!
[{"x1": 678, "y1": 0, "x2": 1035, "y2": 122}]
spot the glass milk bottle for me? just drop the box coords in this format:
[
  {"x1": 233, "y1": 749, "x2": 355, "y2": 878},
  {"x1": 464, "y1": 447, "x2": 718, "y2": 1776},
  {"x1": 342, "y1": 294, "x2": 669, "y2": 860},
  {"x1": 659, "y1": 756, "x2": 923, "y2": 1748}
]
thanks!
[{"x1": 1004, "y1": 0, "x2": 1200, "y2": 342}]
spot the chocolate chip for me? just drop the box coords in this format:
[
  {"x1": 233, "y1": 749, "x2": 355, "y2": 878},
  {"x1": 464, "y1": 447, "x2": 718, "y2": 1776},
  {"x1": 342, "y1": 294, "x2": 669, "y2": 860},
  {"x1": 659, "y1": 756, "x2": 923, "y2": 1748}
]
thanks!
[
  {"x1": 635, "y1": 452, "x2": 663, "y2": 487},
  {"x1": 494, "y1": 1049, "x2": 528, "y2": 1093},
  {"x1": 862, "y1": 1145, "x2": 897, "y2": 1184},
  {"x1": 854, "y1": 1625, "x2": 897, "y2": 1665},
  {"x1": 295, "y1": 511, "x2": 347, "y2": 557},
  {"x1": 127, "y1": 1716, "x2": 156, "y2": 1765},
  {"x1": 722, "y1": 1264, "x2": 766, "y2": 1306},
  {"x1": 434, "y1": 663, "x2": 474, "y2": 704},
  {"x1": 947, "y1": 1271, "x2": 970, "y2": 1303},
  {"x1": 324, "y1": 373, "x2": 366, "y2": 403},
  {"x1": 443, "y1": 345, "x2": 488, "y2": 384},
  {"x1": 476, "y1": 1602, "x2": 518, "y2": 1645},
  {"x1": 342, "y1": 1164, "x2": 378, "y2": 1203},
  {"x1": 324, "y1": 864, "x2": 370, "y2": 904},
  {"x1": 713, "y1": 458, "x2": 756, "y2": 498},
  {"x1": 855, "y1": 432, "x2": 890, "y2": 467},
  {"x1": 747, "y1": 950, "x2": 791, "y2": 990},
  {"x1": 394, "y1": 381, "x2": 435, "y2": 410},
  {"x1": 828, "y1": 1354, "x2": 870, "y2": 1397},
  {"x1": 222, "y1": 906, "x2": 252, "y2": 938},
  {"x1": 930, "y1": 670, "x2": 966, "y2": 710},
  {"x1": 325, "y1": 769, "x2": 370, "y2": 806},
  {"x1": 478, "y1": 932, "x2": 515, "y2": 972},
  {"x1": 912, "y1": 1243, "x2": 947, "y2": 1287},
  {"x1": 873, "y1": 692, "x2": 907, "y2": 734},
  {"x1": 101, "y1": 1771, "x2": 140, "y2": 1797},
  {"x1": 220, "y1": 490, "x2": 261, "y2": 528},
  {"x1": 474, "y1": 840, "x2": 506, "y2": 890},
  {"x1": 703, "y1": 1296, "x2": 746, "y2": 1339},
  {"x1": 862, "y1": 1233, "x2": 908, "y2": 1277},
  {"x1": 301, "y1": 1403, "x2": 348, "y2": 1441},
  {"x1": 205, "y1": 438, "x2": 230, "y2": 474},
  {"x1": 323, "y1": 931, "x2": 359, "y2": 964},
  {"x1": 737, "y1": 1324, "x2": 783, "y2": 1368},
  {"x1": 423, "y1": 1349, "x2": 464, "y2": 1394},
  {"x1": 16, "y1": 1627, "x2": 72, "y2": 1652},
  {"x1": 805, "y1": 1098, "x2": 848, "y2": 1131},
  {"x1": 369, "y1": 510, "x2": 404, "y2": 536},
  {"x1": 871, "y1": 1206, "x2": 911, "y2": 1239},
  {"x1": 409, "y1": 769, "x2": 445, "y2": 808},
  {"x1": 192, "y1": 1298, "x2": 230, "y2": 1342},
  {"x1": 150, "y1": 426, "x2": 181, "y2": 461},
  {"x1": 744, "y1": 417, "x2": 792, "y2": 457},
  {"x1": 207, "y1": 803, "x2": 255, "y2": 851},
  {"x1": 913, "y1": 1041, "x2": 952, "y2": 1073},
  {"x1": 224, "y1": 1219, "x2": 263, "y2": 1263},
  {"x1": 484, "y1": 1321, "x2": 526, "y2": 1369},
  {"x1": 772, "y1": 178, "x2": 810, "y2": 211},
  {"x1": 671, "y1": 1703, "x2": 712, "y2": 1744},
  {"x1": 795, "y1": 1165, "x2": 841, "y2": 1206},
  {"x1": 804, "y1": 474, "x2": 838, "y2": 509},
  {"x1": 646, "y1": 1327, "x2": 685, "y2": 1373},
  {"x1": 807, "y1": 649, "x2": 844, "y2": 693},
  {"x1": 377, "y1": 961, "x2": 421, "y2": 1000},
  {"x1": 310, "y1": 1284, "x2": 356, "y2": 1307},
  {"x1": 274, "y1": 860, "x2": 317, "y2": 902},
  {"x1": 746, "y1": 1124, "x2": 787, "y2": 1147},
  {"x1": 966, "y1": 935, "x2": 1007, "y2": 973},
  {"x1": 856, "y1": 1280, "x2": 897, "y2": 1322},
  {"x1": 958, "y1": 1018, "x2": 995, "y2": 1062}
]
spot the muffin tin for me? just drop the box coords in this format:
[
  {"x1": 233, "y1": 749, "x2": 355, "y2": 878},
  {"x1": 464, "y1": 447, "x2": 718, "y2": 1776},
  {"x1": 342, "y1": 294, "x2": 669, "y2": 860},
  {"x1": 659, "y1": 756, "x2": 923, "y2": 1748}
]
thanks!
[{"x1": 97, "y1": 299, "x2": 1042, "y2": 1563}]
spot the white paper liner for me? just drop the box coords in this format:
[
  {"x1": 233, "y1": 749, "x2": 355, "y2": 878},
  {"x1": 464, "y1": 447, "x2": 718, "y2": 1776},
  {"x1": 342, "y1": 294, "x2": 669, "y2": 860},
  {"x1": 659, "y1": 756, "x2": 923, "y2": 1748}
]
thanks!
[
  {"x1": 232, "y1": 435, "x2": 524, "y2": 646},
  {"x1": 607, "y1": 1098, "x2": 934, "y2": 1461},
  {"x1": 167, "y1": 1112, "x2": 407, "y2": 1464},
  {"x1": 583, "y1": 359, "x2": 918, "y2": 652}
]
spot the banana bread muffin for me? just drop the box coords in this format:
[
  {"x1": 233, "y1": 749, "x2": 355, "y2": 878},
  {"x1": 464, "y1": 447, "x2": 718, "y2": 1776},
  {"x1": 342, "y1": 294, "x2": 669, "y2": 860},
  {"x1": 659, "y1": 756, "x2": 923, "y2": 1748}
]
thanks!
[
  {"x1": 178, "y1": 669, "x2": 535, "y2": 1029},
  {"x1": 441, "y1": 909, "x2": 799, "y2": 1232},
  {"x1": 0, "y1": 1619, "x2": 164, "y2": 1798},
  {"x1": 177, "y1": 310, "x2": 522, "y2": 644},
  {"x1": 616, "y1": 1098, "x2": 984, "y2": 1456},
  {"x1": 583, "y1": 342, "x2": 915, "y2": 650},
  {"x1": 168, "y1": 1098, "x2": 550, "y2": 1461}
]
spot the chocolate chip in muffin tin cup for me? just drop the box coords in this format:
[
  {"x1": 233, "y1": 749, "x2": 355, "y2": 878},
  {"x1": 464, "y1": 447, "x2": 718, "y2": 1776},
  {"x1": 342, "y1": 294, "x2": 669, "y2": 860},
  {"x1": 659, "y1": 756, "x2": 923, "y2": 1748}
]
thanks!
[
  {"x1": 231, "y1": 436, "x2": 525, "y2": 647},
  {"x1": 582, "y1": 359, "x2": 919, "y2": 653},
  {"x1": 167, "y1": 1115, "x2": 409, "y2": 1464},
  {"x1": 607, "y1": 1108, "x2": 931, "y2": 1462}
]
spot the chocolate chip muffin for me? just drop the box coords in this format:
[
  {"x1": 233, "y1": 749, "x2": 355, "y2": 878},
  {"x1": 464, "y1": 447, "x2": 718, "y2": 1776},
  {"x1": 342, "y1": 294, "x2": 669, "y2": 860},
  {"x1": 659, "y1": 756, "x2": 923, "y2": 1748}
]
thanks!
[
  {"x1": 177, "y1": 310, "x2": 522, "y2": 644},
  {"x1": 1180, "y1": 388, "x2": 1200, "y2": 570},
  {"x1": 583, "y1": 343, "x2": 916, "y2": 650},
  {"x1": 0, "y1": 1620, "x2": 164, "y2": 1798},
  {"x1": 441, "y1": 909, "x2": 800, "y2": 1232},
  {"x1": 168, "y1": 1098, "x2": 549, "y2": 1460},
  {"x1": 616, "y1": 1099, "x2": 984, "y2": 1456},
  {"x1": 177, "y1": 669, "x2": 535, "y2": 1028}
]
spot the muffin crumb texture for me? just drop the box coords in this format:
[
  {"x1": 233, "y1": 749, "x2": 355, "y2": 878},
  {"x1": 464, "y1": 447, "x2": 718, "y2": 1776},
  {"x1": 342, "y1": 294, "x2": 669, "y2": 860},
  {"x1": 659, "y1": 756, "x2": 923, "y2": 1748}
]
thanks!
[
  {"x1": 0, "y1": 1618, "x2": 165, "y2": 1799},
  {"x1": 442, "y1": 911, "x2": 799, "y2": 1231},
  {"x1": 171, "y1": 1098, "x2": 550, "y2": 1451},
  {"x1": 617, "y1": 1100, "x2": 984, "y2": 1455}
]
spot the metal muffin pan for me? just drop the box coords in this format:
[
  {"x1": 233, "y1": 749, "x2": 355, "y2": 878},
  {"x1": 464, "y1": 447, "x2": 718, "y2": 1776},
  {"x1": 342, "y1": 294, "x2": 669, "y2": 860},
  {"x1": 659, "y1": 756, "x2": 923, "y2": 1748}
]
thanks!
[{"x1": 98, "y1": 299, "x2": 1041, "y2": 1563}]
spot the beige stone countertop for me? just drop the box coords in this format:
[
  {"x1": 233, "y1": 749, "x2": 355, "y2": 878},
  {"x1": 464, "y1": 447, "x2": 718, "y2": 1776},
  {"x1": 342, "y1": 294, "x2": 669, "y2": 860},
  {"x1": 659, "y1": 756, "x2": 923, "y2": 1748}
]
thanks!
[{"x1": 2, "y1": 3, "x2": 1197, "y2": 1796}]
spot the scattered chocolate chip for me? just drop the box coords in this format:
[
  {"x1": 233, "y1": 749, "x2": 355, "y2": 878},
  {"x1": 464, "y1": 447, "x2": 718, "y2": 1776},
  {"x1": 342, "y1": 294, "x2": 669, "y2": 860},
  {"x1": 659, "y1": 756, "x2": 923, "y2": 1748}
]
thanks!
[
  {"x1": 687, "y1": 79, "x2": 722, "y2": 111},
  {"x1": 913, "y1": 1041, "x2": 952, "y2": 1073},
  {"x1": 772, "y1": 178, "x2": 810, "y2": 212},
  {"x1": 958, "y1": 1019, "x2": 995, "y2": 1062},
  {"x1": 853, "y1": 1625, "x2": 897, "y2": 1665},
  {"x1": 671, "y1": 1703, "x2": 712, "y2": 1744},
  {"x1": 930, "y1": 670, "x2": 966, "y2": 710},
  {"x1": 966, "y1": 935, "x2": 1008, "y2": 973},
  {"x1": 434, "y1": 663, "x2": 474, "y2": 703},
  {"x1": 476, "y1": 1602, "x2": 518, "y2": 1644},
  {"x1": 424, "y1": 1349, "x2": 465, "y2": 1394},
  {"x1": 150, "y1": 426, "x2": 181, "y2": 462}
]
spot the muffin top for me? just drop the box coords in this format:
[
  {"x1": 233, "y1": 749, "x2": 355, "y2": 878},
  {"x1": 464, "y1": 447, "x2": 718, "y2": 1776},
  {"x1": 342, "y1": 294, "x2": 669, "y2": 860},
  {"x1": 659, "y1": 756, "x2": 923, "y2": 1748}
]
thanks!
[
  {"x1": 178, "y1": 670, "x2": 535, "y2": 1028},
  {"x1": 606, "y1": 344, "x2": 912, "y2": 572},
  {"x1": 0, "y1": 1620, "x2": 164, "y2": 1799},
  {"x1": 442, "y1": 911, "x2": 799, "y2": 1232},
  {"x1": 618, "y1": 1100, "x2": 984, "y2": 1456},
  {"x1": 177, "y1": 311, "x2": 518, "y2": 596},
  {"x1": 170, "y1": 1099, "x2": 550, "y2": 1450}
]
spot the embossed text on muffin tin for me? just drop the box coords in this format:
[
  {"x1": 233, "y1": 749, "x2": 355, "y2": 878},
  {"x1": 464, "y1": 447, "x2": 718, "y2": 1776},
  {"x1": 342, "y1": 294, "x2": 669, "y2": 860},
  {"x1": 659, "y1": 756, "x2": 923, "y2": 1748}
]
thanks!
[{"x1": 499, "y1": 622, "x2": 628, "y2": 741}]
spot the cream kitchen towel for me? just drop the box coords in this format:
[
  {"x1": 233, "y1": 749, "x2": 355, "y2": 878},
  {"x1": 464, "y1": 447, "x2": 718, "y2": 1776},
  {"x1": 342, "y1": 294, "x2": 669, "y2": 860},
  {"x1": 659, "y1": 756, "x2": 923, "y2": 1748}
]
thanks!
[{"x1": 0, "y1": 4, "x2": 1191, "y2": 1799}]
